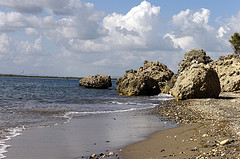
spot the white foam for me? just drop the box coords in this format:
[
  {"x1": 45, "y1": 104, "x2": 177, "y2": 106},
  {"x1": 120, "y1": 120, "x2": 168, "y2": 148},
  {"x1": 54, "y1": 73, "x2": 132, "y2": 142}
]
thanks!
[
  {"x1": 110, "y1": 101, "x2": 151, "y2": 106},
  {"x1": 0, "y1": 126, "x2": 25, "y2": 159},
  {"x1": 63, "y1": 105, "x2": 157, "y2": 120},
  {"x1": 151, "y1": 93, "x2": 174, "y2": 101}
]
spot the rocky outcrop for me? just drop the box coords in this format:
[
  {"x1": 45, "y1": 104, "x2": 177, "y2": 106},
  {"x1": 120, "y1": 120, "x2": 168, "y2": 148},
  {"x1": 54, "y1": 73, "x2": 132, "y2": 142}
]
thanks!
[
  {"x1": 163, "y1": 49, "x2": 213, "y2": 94},
  {"x1": 170, "y1": 64, "x2": 221, "y2": 100},
  {"x1": 79, "y1": 75, "x2": 112, "y2": 89},
  {"x1": 116, "y1": 61, "x2": 174, "y2": 96},
  {"x1": 178, "y1": 49, "x2": 213, "y2": 73},
  {"x1": 212, "y1": 54, "x2": 240, "y2": 92}
]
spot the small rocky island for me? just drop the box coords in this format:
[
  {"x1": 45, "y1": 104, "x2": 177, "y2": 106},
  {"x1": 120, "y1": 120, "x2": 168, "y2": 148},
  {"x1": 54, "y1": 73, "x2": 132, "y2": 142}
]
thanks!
[
  {"x1": 79, "y1": 75, "x2": 112, "y2": 89},
  {"x1": 116, "y1": 49, "x2": 240, "y2": 100}
]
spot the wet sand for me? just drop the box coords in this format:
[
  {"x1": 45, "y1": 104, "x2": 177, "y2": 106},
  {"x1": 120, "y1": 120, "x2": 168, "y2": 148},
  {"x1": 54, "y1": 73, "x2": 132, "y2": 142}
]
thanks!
[{"x1": 5, "y1": 109, "x2": 175, "y2": 159}]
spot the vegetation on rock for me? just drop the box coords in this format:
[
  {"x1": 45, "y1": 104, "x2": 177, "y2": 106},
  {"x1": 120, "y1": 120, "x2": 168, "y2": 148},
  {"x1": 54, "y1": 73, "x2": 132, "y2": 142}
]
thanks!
[{"x1": 229, "y1": 32, "x2": 240, "y2": 54}]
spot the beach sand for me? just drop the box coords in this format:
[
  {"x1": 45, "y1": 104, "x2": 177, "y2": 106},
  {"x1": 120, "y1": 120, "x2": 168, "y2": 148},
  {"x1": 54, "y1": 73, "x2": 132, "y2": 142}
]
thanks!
[
  {"x1": 5, "y1": 110, "x2": 175, "y2": 159},
  {"x1": 122, "y1": 123, "x2": 205, "y2": 159},
  {"x1": 122, "y1": 92, "x2": 240, "y2": 158}
]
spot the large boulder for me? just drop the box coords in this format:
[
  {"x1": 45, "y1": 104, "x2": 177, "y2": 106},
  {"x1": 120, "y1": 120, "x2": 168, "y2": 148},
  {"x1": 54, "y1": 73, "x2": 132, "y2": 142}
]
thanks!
[
  {"x1": 170, "y1": 64, "x2": 221, "y2": 100},
  {"x1": 163, "y1": 49, "x2": 213, "y2": 93},
  {"x1": 79, "y1": 75, "x2": 112, "y2": 89},
  {"x1": 116, "y1": 61, "x2": 174, "y2": 96},
  {"x1": 212, "y1": 54, "x2": 240, "y2": 92}
]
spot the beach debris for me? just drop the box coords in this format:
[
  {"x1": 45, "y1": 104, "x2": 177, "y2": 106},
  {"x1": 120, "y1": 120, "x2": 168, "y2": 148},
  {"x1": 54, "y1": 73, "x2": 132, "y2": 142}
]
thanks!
[
  {"x1": 119, "y1": 149, "x2": 123, "y2": 152},
  {"x1": 202, "y1": 134, "x2": 209, "y2": 137}
]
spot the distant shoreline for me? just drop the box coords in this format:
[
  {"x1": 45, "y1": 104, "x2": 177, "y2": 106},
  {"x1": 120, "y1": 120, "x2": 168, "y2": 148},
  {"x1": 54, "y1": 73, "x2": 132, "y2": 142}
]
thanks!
[
  {"x1": 0, "y1": 74, "x2": 82, "y2": 80},
  {"x1": 0, "y1": 74, "x2": 118, "y2": 80}
]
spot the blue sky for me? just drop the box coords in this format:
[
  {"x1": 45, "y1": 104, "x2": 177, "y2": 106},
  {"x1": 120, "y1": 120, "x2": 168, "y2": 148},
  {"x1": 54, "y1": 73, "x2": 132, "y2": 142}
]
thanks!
[{"x1": 0, "y1": 0, "x2": 239, "y2": 77}]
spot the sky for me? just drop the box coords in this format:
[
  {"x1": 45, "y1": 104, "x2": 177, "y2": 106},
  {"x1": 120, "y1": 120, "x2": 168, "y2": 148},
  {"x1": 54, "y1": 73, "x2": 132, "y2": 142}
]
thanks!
[{"x1": 0, "y1": 0, "x2": 239, "y2": 77}]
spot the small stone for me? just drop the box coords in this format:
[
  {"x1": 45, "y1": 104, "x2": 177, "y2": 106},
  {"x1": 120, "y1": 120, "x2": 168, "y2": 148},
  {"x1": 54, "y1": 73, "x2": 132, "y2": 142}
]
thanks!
[
  {"x1": 219, "y1": 138, "x2": 232, "y2": 145},
  {"x1": 91, "y1": 153, "x2": 96, "y2": 158},
  {"x1": 108, "y1": 152, "x2": 114, "y2": 156},
  {"x1": 202, "y1": 134, "x2": 208, "y2": 137},
  {"x1": 100, "y1": 154, "x2": 108, "y2": 158},
  {"x1": 119, "y1": 149, "x2": 123, "y2": 152}
]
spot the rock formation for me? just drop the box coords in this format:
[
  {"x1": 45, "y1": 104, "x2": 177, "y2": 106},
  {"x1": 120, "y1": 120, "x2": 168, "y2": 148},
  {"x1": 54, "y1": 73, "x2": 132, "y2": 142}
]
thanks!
[
  {"x1": 212, "y1": 54, "x2": 240, "y2": 92},
  {"x1": 170, "y1": 64, "x2": 221, "y2": 100},
  {"x1": 178, "y1": 49, "x2": 213, "y2": 73},
  {"x1": 163, "y1": 49, "x2": 213, "y2": 94},
  {"x1": 116, "y1": 61, "x2": 174, "y2": 96},
  {"x1": 79, "y1": 75, "x2": 112, "y2": 89}
]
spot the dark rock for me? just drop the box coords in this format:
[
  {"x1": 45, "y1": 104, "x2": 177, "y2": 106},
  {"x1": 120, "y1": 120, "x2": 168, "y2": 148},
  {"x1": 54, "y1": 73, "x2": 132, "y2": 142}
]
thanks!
[
  {"x1": 79, "y1": 75, "x2": 112, "y2": 89},
  {"x1": 116, "y1": 61, "x2": 173, "y2": 96}
]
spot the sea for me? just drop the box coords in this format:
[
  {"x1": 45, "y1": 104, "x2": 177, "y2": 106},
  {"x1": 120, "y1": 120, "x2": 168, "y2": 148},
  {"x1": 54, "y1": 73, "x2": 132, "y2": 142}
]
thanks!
[{"x1": 0, "y1": 77, "x2": 175, "y2": 158}]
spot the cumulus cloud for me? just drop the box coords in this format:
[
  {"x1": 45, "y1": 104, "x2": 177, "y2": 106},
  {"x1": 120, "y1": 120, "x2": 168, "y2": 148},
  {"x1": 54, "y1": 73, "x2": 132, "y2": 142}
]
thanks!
[
  {"x1": 25, "y1": 28, "x2": 39, "y2": 36},
  {"x1": 0, "y1": 33, "x2": 12, "y2": 54},
  {"x1": 0, "y1": 0, "x2": 70, "y2": 14},
  {"x1": 0, "y1": 33, "x2": 43, "y2": 64},
  {"x1": 165, "y1": 8, "x2": 227, "y2": 52},
  {"x1": 0, "y1": 0, "x2": 238, "y2": 76},
  {"x1": 64, "y1": 1, "x2": 174, "y2": 54},
  {"x1": 217, "y1": 11, "x2": 240, "y2": 42}
]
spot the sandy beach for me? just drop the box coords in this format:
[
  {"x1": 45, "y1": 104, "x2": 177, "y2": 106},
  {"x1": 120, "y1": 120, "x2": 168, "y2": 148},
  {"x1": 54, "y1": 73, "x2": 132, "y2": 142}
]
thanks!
[{"x1": 122, "y1": 92, "x2": 240, "y2": 158}]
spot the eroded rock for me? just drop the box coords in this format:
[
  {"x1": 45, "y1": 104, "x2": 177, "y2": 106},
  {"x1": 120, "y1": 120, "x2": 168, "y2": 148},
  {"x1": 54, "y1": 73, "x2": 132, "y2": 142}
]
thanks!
[
  {"x1": 79, "y1": 75, "x2": 112, "y2": 89},
  {"x1": 116, "y1": 61, "x2": 173, "y2": 96},
  {"x1": 163, "y1": 49, "x2": 213, "y2": 93},
  {"x1": 212, "y1": 54, "x2": 240, "y2": 92},
  {"x1": 170, "y1": 64, "x2": 221, "y2": 100}
]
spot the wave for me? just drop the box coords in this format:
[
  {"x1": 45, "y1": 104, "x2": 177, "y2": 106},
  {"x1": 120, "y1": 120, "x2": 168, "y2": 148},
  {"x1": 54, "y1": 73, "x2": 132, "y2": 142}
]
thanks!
[
  {"x1": 63, "y1": 105, "x2": 157, "y2": 120},
  {"x1": 0, "y1": 126, "x2": 25, "y2": 159},
  {"x1": 151, "y1": 93, "x2": 174, "y2": 101},
  {"x1": 110, "y1": 101, "x2": 154, "y2": 106}
]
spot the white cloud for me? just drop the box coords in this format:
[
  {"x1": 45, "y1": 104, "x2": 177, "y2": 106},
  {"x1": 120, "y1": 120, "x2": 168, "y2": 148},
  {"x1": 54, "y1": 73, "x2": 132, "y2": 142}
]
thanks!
[
  {"x1": 216, "y1": 11, "x2": 240, "y2": 42},
  {"x1": 0, "y1": 33, "x2": 12, "y2": 54},
  {"x1": 165, "y1": 8, "x2": 228, "y2": 52},
  {"x1": 0, "y1": 1, "x2": 238, "y2": 77},
  {"x1": 15, "y1": 36, "x2": 43, "y2": 55},
  {"x1": 63, "y1": 1, "x2": 174, "y2": 54},
  {"x1": 25, "y1": 28, "x2": 39, "y2": 36},
  {"x1": 102, "y1": 1, "x2": 161, "y2": 49}
]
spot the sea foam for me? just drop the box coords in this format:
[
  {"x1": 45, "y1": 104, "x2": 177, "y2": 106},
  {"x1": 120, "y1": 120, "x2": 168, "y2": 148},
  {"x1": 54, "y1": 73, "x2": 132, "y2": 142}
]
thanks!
[{"x1": 0, "y1": 126, "x2": 25, "y2": 159}]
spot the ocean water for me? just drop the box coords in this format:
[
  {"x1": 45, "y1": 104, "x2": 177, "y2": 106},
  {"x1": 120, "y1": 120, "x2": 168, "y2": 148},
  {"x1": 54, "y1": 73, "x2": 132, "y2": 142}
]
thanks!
[{"x1": 0, "y1": 77, "x2": 174, "y2": 158}]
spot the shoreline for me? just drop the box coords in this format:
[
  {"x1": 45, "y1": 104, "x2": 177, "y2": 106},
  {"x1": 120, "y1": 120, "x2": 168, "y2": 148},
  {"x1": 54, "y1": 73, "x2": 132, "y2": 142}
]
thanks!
[
  {"x1": 121, "y1": 92, "x2": 240, "y2": 158},
  {"x1": 5, "y1": 109, "x2": 175, "y2": 159},
  {"x1": 5, "y1": 92, "x2": 240, "y2": 158}
]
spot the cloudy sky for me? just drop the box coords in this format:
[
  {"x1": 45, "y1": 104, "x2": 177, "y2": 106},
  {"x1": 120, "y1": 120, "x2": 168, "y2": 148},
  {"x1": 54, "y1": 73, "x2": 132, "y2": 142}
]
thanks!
[{"x1": 0, "y1": 0, "x2": 239, "y2": 77}]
